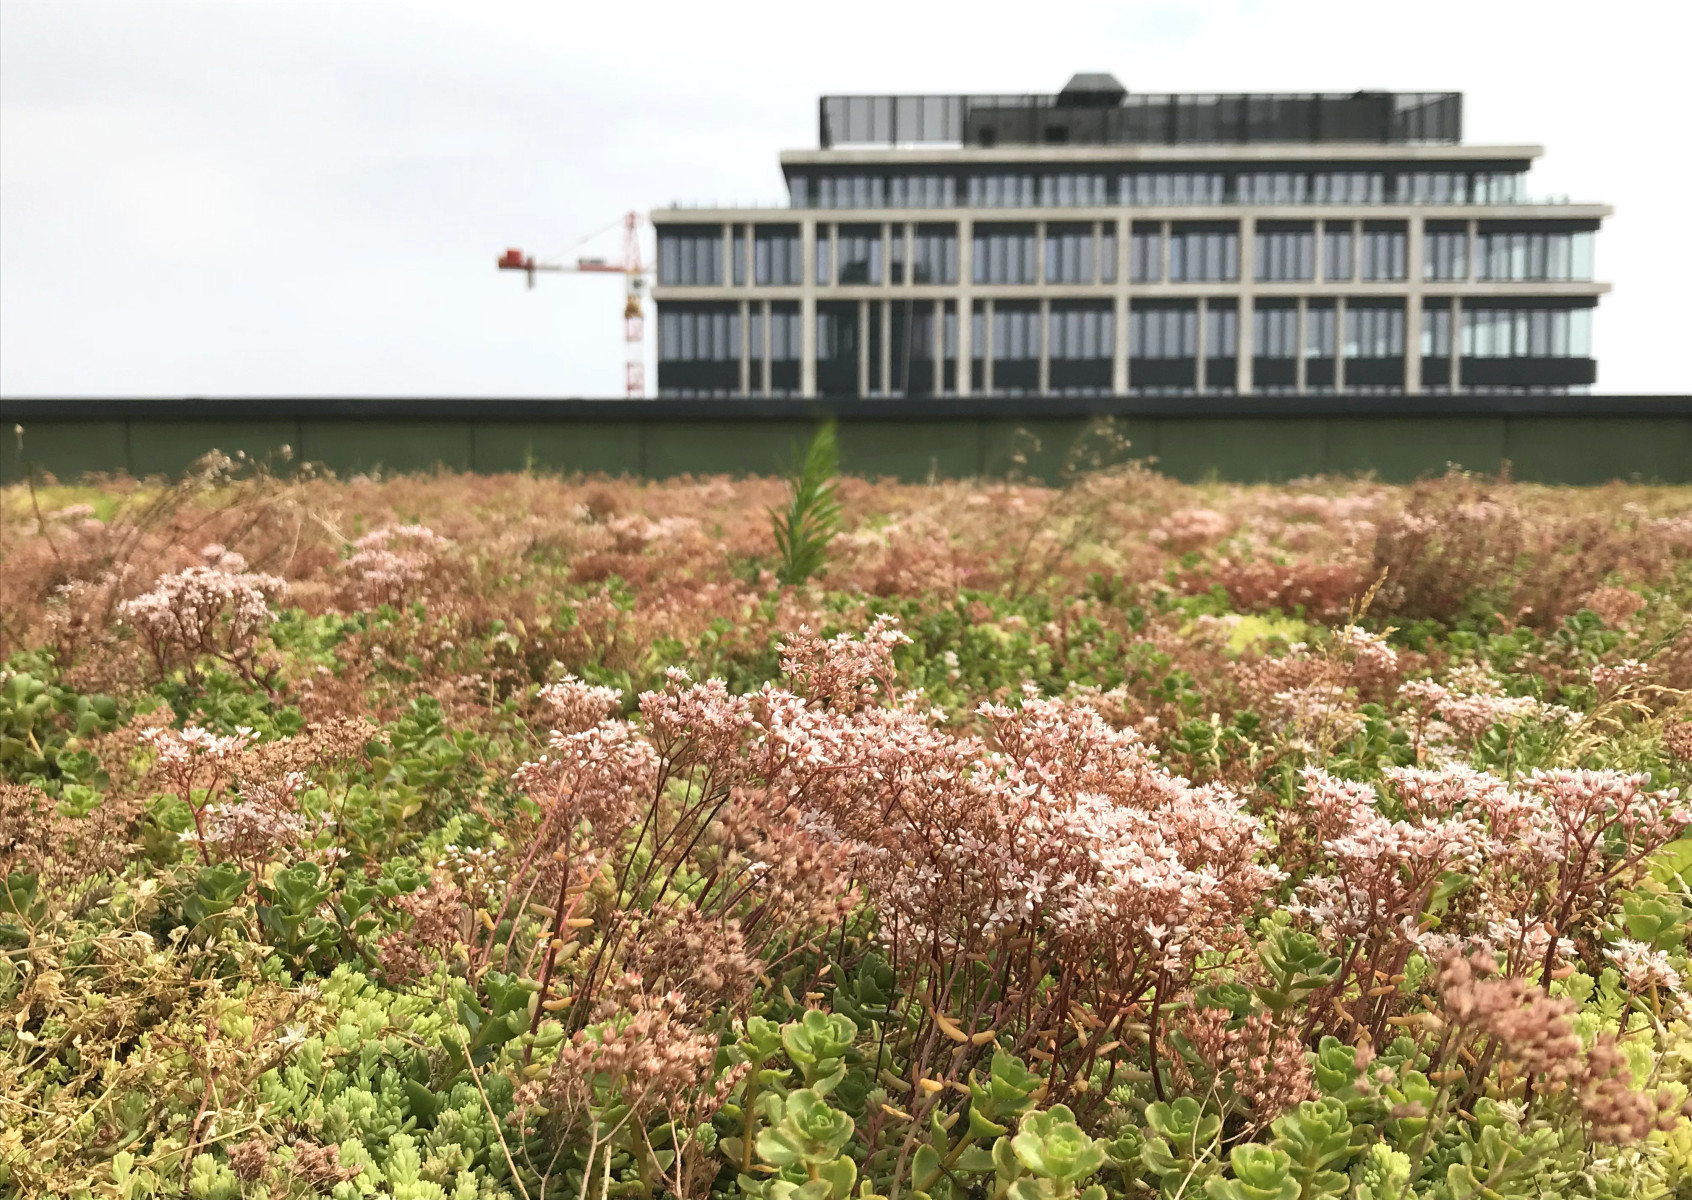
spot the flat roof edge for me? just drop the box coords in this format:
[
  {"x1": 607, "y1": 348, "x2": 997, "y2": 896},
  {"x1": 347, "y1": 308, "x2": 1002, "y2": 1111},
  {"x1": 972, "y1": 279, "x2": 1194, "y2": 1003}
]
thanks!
[{"x1": 5, "y1": 396, "x2": 1689, "y2": 422}]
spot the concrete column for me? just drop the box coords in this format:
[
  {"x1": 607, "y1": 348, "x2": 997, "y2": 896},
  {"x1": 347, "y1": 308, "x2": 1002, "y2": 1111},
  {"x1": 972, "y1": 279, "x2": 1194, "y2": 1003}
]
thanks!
[
  {"x1": 1450, "y1": 296, "x2": 1462, "y2": 392},
  {"x1": 982, "y1": 298, "x2": 995, "y2": 395},
  {"x1": 1405, "y1": 215, "x2": 1425, "y2": 393},
  {"x1": 1236, "y1": 215, "x2": 1255, "y2": 395},
  {"x1": 800, "y1": 218, "x2": 817, "y2": 397},
  {"x1": 858, "y1": 301, "x2": 871, "y2": 396},
  {"x1": 723, "y1": 223, "x2": 733, "y2": 289},
  {"x1": 1352, "y1": 219, "x2": 1363, "y2": 281},
  {"x1": 761, "y1": 299, "x2": 772, "y2": 396},
  {"x1": 1161, "y1": 219, "x2": 1171, "y2": 282},
  {"x1": 1113, "y1": 292, "x2": 1129, "y2": 395},
  {"x1": 933, "y1": 299, "x2": 944, "y2": 395},
  {"x1": 880, "y1": 299, "x2": 892, "y2": 395},
  {"x1": 882, "y1": 222, "x2": 892, "y2": 289},
  {"x1": 1467, "y1": 218, "x2": 1478, "y2": 281},
  {"x1": 956, "y1": 219, "x2": 974, "y2": 396},
  {"x1": 1195, "y1": 297, "x2": 1208, "y2": 394},
  {"x1": 1295, "y1": 298, "x2": 1308, "y2": 394},
  {"x1": 1405, "y1": 293, "x2": 1423, "y2": 394},
  {"x1": 1035, "y1": 221, "x2": 1047, "y2": 287},
  {"x1": 1313, "y1": 220, "x2": 1326, "y2": 283},
  {"x1": 1114, "y1": 216, "x2": 1129, "y2": 395},
  {"x1": 1038, "y1": 298, "x2": 1051, "y2": 395},
  {"x1": 739, "y1": 299, "x2": 750, "y2": 395},
  {"x1": 1334, "y1": 296, "x2": 1347, "y2": 393},
  {"x1": 1092, "y1": 221, "x2": 1103, "y2": 285}
]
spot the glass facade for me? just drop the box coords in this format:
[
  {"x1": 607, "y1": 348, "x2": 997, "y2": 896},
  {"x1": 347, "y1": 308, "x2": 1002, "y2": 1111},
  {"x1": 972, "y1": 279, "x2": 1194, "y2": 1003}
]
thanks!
[
  {"x1": 1038, "y1": 173, "x2": 1109, "y2": 205},
  {"x1": 1305, "y1": 305, "x2": 1337, "y2": 358},
  {"x1": 1253, "y1": 305, "x2": 1299, "y2": 358},
  {"x1": 1424, "y1": 226, "x2": 1468, "y2": 281},
  {"x1": 657, "y1": 226, "x2": 723, "y2": 286},
  {"x1": 1123, "y1": 172, "x2": 1226, "y2": 205},
  {"x1": 1255, "y1": 225, "x2": 1315, "y2": 281},
  {"x1": 1345, "y1": 305, "x2": 1405, "y2": 358},
  {"x1": 1045, "y1": 224, "x2": 1095, "y2": 283},
  {"x1": 1359, "y1": 225, "x2": 1408, "y2": 281},
  {"x1": 1323, "y1": 227, "x2": 1353, "y2": 281},
  {"x1": 1169, "y1": 226, "x2": 1239, "y2": 281},
  {"x1": 658, "y1": 306, "x2": 739, "y2": 361},
  {"x1": 1129, "y1": 224, "x2": 1162, "y2": 282},
  {"x1": 973, "y1": 224, "x2": 1038, "y2": 284},
  {"x1": 990, "y1": 302, "x2": 1040, "y2": 394},
  {"x1": 753, "y1": 226, "x2": 802, "y2": 286},
  {"x1": 888, "y1": 174, "x2": 958, "y2": 207},
  {"x1": 660, "y1": 90, "x2": 1602, "y2": 397},
  {"x1": 784, "y1": 166, "x2": 1531, "y2": 208},
  {"x1": 1205, "y1": 302, "x2": 1239, "y2": 356},
  {"x1": 913, "y1": 224, "x2": 959, "y2": 284},
  {"x1": 1461, "y1": 307, "x2": 1592, "y2": 357},
  {"x1": 965, "y1": 173, "x2": 1037, "y2": 207},
  {"x1": 1047, "y1": 304, "x2": 1114, "y2": 358},
  {"x1": 837, "y1": 226, "x2": 883, "y2": 284},
  {"x1": 1312, "y1": 172, "x2": 1385, "y2": 204},
  {"x1": 1421, "y1": 306, "x2": 1453, "y2": 357},
  {"x1": 1129, "y1": 306, "x2": 1198, "y2": 359},
  {"x1": 1476, "y1": 230, "x2": 1595, "y2": 281}
]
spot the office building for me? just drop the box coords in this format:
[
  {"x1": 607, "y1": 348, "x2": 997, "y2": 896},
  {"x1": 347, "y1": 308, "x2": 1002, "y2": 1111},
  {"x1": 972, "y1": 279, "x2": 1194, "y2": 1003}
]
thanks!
[{"x1": 652, "y1": 76, "x2": 1605, "y2": 397}]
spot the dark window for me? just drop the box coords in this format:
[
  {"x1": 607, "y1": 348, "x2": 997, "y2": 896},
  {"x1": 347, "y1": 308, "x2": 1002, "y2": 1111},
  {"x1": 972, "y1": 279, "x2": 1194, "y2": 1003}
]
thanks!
[
  {"x1": 1129, "y1": 305, "x2": 1198, "y2": 359},
  {"x1": 1461, "y1": 307, "x2": 1592, "y2": 357},
  {"x1": 1344, "y1": 305, "x2": 1405, "y2": 358},
  {"x1": 1253, "y1": 305, "x2": 1299, "y2": 358},
  {"x1": 1048, "y1": 303, "x2": 1114, "y2": 360},
  {"x1": 657, "y1": 305, "x2": 740, "y2": 362},
  {"x1": 838, "y1": 225, "x2": 883, "y2": 284},
  {"x1": 1421, "y1": 306, "x2": 1452, "y2": 357},
  {"x1": 1306, "y1": 304, "x2": 1337, "y2": 358},
  {"x1": 972, "y1": 224, "x2": 1037, "y2": 284},
  {"x1": 1255, "y1": 225, "x2": 1315, "y2": 281},
  {"x1": 753, "y1": 225, "x2": 802, "y2": 286},
  {"x1": 657, "y1": 226, "x2": 723, "y2": 286},
  {"x1": 1129, "y1": 223, "x2": 1162, "y2": 282},
  {"x1": 1045, "y1": 223, "x2": 1095, "y2": 283},
  {"x1": 1424, "y1": 226, "x2": 1468, "y2": 281},
  {"x1": 1360, "y1": 224, "x2": 1408, "y2": 281},
  {"x1": 1168, "y1": 224, "x2": 1239, "y2": 282},
  {"x1": 1323, "y1": 227, "x2": 1353, "y2": 281},
  {"x1": 1205, "y1": 303, "x2": 1238, "y2": 356},
  {"x1": 913, "y1": 224, "x2": 959, "y2": 284}
]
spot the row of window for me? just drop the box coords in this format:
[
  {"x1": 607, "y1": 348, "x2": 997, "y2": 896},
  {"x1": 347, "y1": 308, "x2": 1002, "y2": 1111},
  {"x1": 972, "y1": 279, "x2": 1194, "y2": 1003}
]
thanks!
[
  {"x1": 786, "y1": 168, "x2": 1532, "y2": 209},
  {"x1": 1254, "y1": 306, "x2": 1593, "y2": 359},
  {"x1": 663, "y1": 223, "x2": 1595, "y2": 287},
  {"x1": 661, "y1": 303, "x2": 1594, "y2": 363}
]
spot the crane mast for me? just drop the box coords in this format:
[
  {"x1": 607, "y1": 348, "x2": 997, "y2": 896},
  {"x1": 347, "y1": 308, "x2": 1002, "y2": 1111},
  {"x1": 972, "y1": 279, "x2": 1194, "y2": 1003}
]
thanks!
[{"x1": 497, "y1": 211, "x2": 651, "y2": 398}]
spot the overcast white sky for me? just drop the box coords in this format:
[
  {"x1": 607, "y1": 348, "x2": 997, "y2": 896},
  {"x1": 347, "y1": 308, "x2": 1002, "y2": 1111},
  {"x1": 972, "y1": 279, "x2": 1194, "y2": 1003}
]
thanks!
[{"x1": 2, "y1": 0, "x2": 1688, "y2": 396}]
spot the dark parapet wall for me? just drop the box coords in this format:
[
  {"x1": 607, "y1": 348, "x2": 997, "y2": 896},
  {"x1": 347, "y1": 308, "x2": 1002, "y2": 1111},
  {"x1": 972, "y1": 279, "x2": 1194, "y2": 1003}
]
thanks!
[{"x1": 1, "y1": 396, "x2": 1689, "y2": 487}]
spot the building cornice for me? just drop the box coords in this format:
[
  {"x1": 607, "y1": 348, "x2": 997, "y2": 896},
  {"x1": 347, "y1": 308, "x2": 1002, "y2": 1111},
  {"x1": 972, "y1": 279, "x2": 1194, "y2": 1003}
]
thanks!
[
  {"x1": 779, "y1": 144, "x2": 1543, "y2": 167},
  {"x1": 651, "y1": 203, "x2": 1611, "y2": 223}
]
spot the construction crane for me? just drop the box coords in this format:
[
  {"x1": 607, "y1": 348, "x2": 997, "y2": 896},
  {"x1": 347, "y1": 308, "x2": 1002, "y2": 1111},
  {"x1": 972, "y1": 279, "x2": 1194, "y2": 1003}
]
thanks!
[{"x1": 497, "y1": 211, "x2": 652, "y2": 398}]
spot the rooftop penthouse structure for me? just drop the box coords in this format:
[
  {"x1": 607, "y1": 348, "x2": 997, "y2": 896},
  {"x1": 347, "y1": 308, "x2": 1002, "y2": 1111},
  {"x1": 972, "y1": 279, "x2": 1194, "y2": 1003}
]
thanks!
[{"x1": 651, "y1": 76, "x2": 1607, "y2": 398}]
